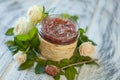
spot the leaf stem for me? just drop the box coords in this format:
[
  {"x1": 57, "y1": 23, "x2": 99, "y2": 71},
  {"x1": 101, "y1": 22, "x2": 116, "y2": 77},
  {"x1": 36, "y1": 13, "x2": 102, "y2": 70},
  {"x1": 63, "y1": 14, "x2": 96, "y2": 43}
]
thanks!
[
  {"x1": 25, "y1": 45, "x2": 31, "y2": 53},
  {"x1": 60, "y1": 59, "x2": 97, "y2": 70},
  {"x1": 80, "y1": 37, "x2": 84, "y2": 43},
  {"x1": 32, "y1": 48, "x2": 39, "y2": 55}
]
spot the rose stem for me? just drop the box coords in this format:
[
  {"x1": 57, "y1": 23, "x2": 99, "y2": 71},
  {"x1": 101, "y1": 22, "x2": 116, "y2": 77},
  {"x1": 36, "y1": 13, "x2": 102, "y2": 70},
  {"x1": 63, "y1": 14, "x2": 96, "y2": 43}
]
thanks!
[
  {"x1": 60, "y1": 59, "x2": 98, "y2": 70},
  {"x1": 24, "y1": 45, "x2": 31, "y2": 53}
]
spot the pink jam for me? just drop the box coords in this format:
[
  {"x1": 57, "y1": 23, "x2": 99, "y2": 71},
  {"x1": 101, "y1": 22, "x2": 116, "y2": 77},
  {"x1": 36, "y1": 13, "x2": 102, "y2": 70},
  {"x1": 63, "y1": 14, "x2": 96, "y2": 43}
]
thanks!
[{"x1": 41, "y1": 17, "x2": 78, "y2": 44}]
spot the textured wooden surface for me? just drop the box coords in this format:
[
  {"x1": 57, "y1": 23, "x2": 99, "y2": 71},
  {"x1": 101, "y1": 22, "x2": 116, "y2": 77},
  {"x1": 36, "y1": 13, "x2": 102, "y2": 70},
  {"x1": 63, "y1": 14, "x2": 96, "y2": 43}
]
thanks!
[{"x1": 0, "y1": 0, "x2": 120, "y2": 80}]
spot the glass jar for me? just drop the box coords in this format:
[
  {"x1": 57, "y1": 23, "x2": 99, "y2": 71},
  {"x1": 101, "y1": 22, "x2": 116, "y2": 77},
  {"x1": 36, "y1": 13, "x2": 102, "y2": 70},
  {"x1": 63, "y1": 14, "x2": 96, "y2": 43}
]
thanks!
[{"x1": 38, "y1": 14, "x2": 79, "y2": 61}]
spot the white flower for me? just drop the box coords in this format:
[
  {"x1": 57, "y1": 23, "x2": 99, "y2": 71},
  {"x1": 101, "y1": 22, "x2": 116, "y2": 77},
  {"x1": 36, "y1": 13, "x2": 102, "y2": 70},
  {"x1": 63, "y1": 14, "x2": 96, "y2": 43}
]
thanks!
[
  {"x1": 13, "y1": 51, "x2": 27, "y2": 64},
  {"x1": 14, "y1": 17, "x2": 34, "y2": 35},
  {"x1": 79, "y1": 42, "x2": 95, "y2": 57},
  {"x1": 27, "y1": 5, "x2": 44, "y2": 24}
]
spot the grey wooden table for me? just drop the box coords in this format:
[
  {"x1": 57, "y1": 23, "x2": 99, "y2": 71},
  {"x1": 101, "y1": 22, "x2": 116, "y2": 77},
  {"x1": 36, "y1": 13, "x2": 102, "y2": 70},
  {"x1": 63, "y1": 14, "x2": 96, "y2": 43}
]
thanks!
[{"x1": 0, "y1": 0, "x2": 120, "y2": 80}]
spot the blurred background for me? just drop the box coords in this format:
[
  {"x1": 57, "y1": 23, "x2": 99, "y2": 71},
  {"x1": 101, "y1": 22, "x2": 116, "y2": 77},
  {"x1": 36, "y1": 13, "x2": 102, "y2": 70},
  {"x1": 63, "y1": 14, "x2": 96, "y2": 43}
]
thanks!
[{"x1": 0, "y1": 0, "x2": 120, "y2": 80}]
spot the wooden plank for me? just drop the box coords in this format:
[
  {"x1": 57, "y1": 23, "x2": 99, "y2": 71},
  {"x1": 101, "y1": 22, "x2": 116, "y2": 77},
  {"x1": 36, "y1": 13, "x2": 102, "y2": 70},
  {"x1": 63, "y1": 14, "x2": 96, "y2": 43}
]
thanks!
[{"x1": 77, "y1": 0, "x2": 120, "y2": 80}]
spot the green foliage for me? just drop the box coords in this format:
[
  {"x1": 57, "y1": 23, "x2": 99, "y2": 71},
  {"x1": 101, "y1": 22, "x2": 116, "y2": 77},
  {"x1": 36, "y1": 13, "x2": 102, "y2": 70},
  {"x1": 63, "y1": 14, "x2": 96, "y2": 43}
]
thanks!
[
  {"x1": 29, "y1": 27, "x2": 37, "y2": 39},
  {"x1": 77, "y1": 28, "x2": 97, "y2": 47},
  {"x1": 46, "y1": 60, "x2": 58, "y2": 67},
  {"x1": 61, "y1": 14, "x2": 78, "y2": 22},
  {"x1": 14, "y1": 37, "x2": 28, "y2": 51},
  {"x1": 15, "y1": 27, "x2": 38, "y2": 42},
  {"x1": 54, "y1": 75, "x2": 60, "y2": 80},
  {"x1": 27, "y1": 50, "x2": 37, "y2": 61},
  {"x1": 6, "y1": 27, "x2": 40, "y2": 51},
  {"x1": 31, "y1": 36, "x2": 40, "y2": 48},
  {"x1": 70, "y1": 47, "x2": 93, "y2": 67},
  {"x1": 53, "y1": 70, "x2": 64, "y2": 80},
  {"x1": 18, "y1": 61, "x2": 34, "y2": 70},
  {"x1": 35, "y1": 63, "x2": 45, "y2": 74},
  {"x1": 16, "y1": 34, "x2": 30, "y2": 41},
  {"x1": 70, "y1": 47, "x2": 81, "y2": 63},
  {"x1": 69, "y1": 15, "x2": 78, "y2": 22},
  {"x1": 14, "y1": 37, "x2": 24, "y2": 47},
  {"x1": 8, "y1": 45, "x2": 18, "y2": 55},
  {"x1": 65, "y1": 67, "x2": 77, "y2": 80},
  {"x1": 5, "y1": 41, "x2": 15, "y2": 46},
  {"x1": 59, "y1": 59, "x2": 69, "y2": 67},
  {"x1": 86, "y1": 61, "x2": 99, "y2": 67},
  {"x1": 5, "y1": 40, "x2": 18, "y2": 55},
  {"x1": 5, "y1": 27, "x2": 14, "y2": 36}
]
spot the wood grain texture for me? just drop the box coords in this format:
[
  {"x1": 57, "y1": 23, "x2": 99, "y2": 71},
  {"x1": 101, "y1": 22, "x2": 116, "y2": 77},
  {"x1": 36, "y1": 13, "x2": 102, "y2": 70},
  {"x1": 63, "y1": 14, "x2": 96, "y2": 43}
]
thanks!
[
  {"x1": 77, "y1": 0, "x2": 120, "y2": 80},
  {"x1": 0, "y1": 0, "x2": 120, "y2": 80}
]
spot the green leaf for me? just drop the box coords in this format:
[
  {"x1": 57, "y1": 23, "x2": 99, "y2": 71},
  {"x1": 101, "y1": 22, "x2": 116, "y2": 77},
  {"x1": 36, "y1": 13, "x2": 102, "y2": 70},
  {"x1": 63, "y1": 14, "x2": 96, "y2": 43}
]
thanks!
[
  {"x1": 31, "y1": 35, "x2": 40, "y2": 48},
  {"x1": 79, "y1": 56, "x2": 92, "y2": 61},
  {"x1": 70, "y1": 47, "x2": 80, "y2": 63},
  {"x1": 35, "y1": 57, "x2": 47, "y2": 63},
  {"x1": 14, "y1": 38, "x2": 25, "y2": 48},
  {"x1": 5, "y1": 40, "x2": 18, "y2": 55},
  {"x1": 86, "y1": 61, "x2": 99, "y2": 66},
  {"x1": 70, "y1": 15, "x2": 78, "y2": 22},
  {"x1": 16, "y1": 34, "x2": 30, "y2": 41},
  {"x1": 61, "y1": 14, "x2": 78, "y2": 22},
  {"x1": 27, "y1": 50, "x2": 37, "y2": 61},
  {"x1": 18, "y1": 61, "x2": 34, "y2": 70},
  {"x1": 88, "y1": 39, "x2": 97, "y2": 46},
  {"x1": 8, "y1": 45, "x2": 18, "y2": 54},
  {"x1": 5, "y1": 40, "x2": 15, "y2": 46},
  {"x1": 59, "y1": 59, "x2": 69, "y2": 67},
  {"x1": 14, "y1": 37, "x2": 29, "y2": 51},
  {"x1": 22, "y1": 41, "x2": 30, "y2": 49},
  {"x1": 14, "y1": 37, "x2": 23, "y2": 46},
  {"x1": 61, "y1": 14, "x2": 70, "y2": 19},
  {"x1": 78, "y1": 28, "x2": 97, "y2": 46},
  {"x1": 54, "y1": 75, "x2": 60, "y2": 80},
  {"x1": 71, "y1": 48, "x2": 93, "y2": 66},
  {"x1": 35, "y1": 63, "x2": 45, "y2": 74},
  {"x1": 79, "y1": 28, "x2": 85, "y2": 35},
  {"x1": 65, "y1": 67, "x2": 77, "y2": 80},
  {"x1": 59, "y1": 70, "x2": 65, "y2": 75},
  {"x1": 29, "y1": 27, "x2": 37, "y2": 39},
  {"x1": 46, "y1": 60, "x2": 58, "y2": 67},
  {"x1": 5, "y1": 28, "x2": 14, "y2": 36},
  {"x1": 81, "y1": 35, "x2": 89, "y2": 42},
  {"x1": 77, "y1": 28, "x2": 86, "y2": 46}
]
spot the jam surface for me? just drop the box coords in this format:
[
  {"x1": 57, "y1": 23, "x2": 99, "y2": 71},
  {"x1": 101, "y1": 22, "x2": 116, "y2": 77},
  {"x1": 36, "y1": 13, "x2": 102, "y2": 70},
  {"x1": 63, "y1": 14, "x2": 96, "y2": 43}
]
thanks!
[{"x1": 41, "y1": 17, "x2": 78, "y2": 44}]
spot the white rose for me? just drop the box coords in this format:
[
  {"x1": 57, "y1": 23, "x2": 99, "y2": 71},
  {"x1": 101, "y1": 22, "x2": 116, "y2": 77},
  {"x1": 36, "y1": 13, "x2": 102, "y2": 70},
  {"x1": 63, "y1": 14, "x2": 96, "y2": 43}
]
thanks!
[
  {"x1": 27, "y1": 5, "x2": 43, "y2": 24},
  {"x1": 79, "y1": 42, "x2": 95, "y2": 58},
  {"x1": 13, "y1": 51, "x2": 27, "y2": 64},
  {"x1": 14, "y1": 17, "x2": 34, "y2": 35}
]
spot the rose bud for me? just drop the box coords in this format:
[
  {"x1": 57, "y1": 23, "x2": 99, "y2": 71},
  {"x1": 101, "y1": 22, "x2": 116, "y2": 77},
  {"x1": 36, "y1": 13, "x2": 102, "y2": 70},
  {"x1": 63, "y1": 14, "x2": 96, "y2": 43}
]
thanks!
[
  {"x1": 45, "y1": 65, "x2": 59, "y2": 76},
  {"x1": 79, "y1": 42, "x2": 95, "y2": 58},
  {"x1": 14, "y1": 17, "x2": 34, "y2": 35},
  {"x1": 13, "y1": 51, "x2": 27, "y2": 64}
]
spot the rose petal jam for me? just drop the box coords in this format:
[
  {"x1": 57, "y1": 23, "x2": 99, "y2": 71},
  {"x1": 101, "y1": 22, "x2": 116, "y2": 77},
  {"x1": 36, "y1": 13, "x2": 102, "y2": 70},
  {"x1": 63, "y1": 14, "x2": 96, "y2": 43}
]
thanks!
[{"x1": 40, "y1": 17, "x2": 78, "y2": 44}]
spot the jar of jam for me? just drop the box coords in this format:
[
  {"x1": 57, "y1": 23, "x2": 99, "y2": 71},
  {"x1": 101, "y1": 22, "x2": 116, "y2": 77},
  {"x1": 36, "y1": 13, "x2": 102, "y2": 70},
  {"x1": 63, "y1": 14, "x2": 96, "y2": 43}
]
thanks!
[{"x1": 38, "y1": 14, "x2": 79, "y2": 61}]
